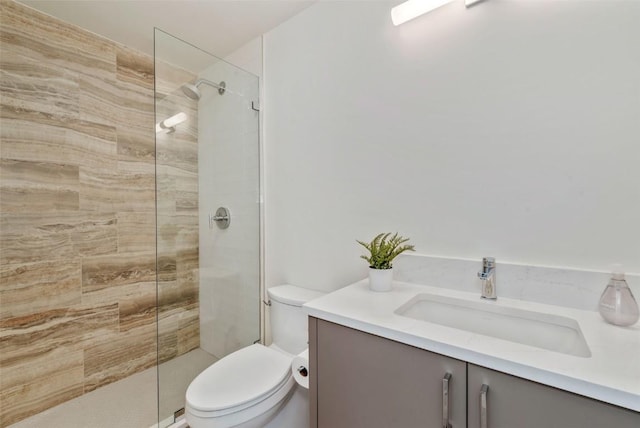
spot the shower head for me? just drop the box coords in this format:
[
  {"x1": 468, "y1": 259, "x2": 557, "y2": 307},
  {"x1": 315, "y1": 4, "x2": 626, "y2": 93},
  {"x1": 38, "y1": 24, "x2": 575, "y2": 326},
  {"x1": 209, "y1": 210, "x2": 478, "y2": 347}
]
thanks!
[
  {"x1": 181, "y1": 79, "x2": 226, "y2": 100},
  {"x1": 182, "y1": 83, "x2": 201, "y2": 100}
]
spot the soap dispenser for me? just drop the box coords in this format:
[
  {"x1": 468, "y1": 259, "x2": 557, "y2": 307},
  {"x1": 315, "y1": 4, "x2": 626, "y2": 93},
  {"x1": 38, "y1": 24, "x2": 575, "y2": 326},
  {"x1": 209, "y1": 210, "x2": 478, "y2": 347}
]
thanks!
[{"x1": 598, "y1": 267, "x2": 639, "y2": 327}]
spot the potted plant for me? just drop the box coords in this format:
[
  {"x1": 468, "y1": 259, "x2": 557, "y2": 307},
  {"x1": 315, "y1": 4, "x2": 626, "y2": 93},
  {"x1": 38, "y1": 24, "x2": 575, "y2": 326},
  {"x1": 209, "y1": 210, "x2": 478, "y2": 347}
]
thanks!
[{"x1": 357, "y1": 232, "x2": 415, "y2": 292}]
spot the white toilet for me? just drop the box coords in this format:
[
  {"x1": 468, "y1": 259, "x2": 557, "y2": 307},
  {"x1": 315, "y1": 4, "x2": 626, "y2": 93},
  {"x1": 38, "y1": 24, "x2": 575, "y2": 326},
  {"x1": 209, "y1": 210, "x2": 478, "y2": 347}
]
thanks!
[{"x1": 185, "y1": 285, "x2": 325, "y2": 428}]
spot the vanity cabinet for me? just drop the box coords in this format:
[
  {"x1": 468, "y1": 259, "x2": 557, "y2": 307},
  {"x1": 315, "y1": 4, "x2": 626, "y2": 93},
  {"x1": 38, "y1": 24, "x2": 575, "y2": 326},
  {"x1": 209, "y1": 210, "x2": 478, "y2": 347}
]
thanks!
[
  {"x1": 309, "y1": 318, "x2": 466, "y2": 428},
  {"x1": 467, "y1": 364, "x2": 640, "y2": 428},
  {"x1": 309, "y1": 317, "x2": 640, "y2": 428}
]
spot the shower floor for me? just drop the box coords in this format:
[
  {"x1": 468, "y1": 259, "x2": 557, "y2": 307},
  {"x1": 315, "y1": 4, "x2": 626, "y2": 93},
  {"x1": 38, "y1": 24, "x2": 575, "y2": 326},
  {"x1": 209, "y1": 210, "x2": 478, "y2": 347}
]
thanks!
[{"x1": 8, "y1": 348, "x2": 217, "y2": 428}]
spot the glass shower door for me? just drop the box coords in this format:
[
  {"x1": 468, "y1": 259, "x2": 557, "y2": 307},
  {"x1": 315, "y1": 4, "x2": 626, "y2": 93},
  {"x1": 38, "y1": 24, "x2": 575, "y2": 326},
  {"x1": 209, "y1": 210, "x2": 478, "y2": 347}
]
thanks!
[{"x1": 154, "y1": 28, "x2": 261, "y2": 427}]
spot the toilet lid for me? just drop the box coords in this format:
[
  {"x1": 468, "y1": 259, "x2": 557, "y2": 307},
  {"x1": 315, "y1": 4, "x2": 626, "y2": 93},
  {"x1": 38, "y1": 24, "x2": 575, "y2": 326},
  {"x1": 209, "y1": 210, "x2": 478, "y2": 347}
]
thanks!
[
  {"x1": 186, "y1": 344, "x2": 292, "y2": 413},
  {"x1": 268, "y1": 284, "x2": 326, "y2": 306}
]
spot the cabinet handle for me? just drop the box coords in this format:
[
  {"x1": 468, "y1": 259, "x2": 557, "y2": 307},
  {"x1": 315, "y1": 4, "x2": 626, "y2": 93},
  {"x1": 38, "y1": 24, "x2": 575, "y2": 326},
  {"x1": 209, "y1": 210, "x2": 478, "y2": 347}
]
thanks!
[
  {"x1": 442, "y1": 372, "x2": 452, "y2": 428},
  {"x1": 480, "y1": 384, "x2": 489, "y2": 428}
]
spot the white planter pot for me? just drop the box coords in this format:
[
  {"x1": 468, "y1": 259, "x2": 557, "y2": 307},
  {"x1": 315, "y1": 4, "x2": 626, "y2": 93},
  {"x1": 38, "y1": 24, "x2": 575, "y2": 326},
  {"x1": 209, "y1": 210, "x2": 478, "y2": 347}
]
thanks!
[{"x1": 368, "y1": 267, "x2": 393, "y2": 292}]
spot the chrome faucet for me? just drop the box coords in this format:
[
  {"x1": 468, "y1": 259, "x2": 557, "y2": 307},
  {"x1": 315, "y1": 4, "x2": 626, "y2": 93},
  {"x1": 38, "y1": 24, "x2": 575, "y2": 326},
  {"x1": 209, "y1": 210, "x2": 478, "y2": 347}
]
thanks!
[{"x1": 478, "y1": 257, "x2": 497, "y2": 299}]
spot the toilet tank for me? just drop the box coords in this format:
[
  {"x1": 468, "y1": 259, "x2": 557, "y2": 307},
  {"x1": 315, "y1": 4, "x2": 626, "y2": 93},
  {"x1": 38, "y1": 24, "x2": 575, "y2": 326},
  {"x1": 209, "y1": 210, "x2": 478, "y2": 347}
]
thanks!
[{"x1": 268, "y1": 285, "x2": 326, "y2": 355}]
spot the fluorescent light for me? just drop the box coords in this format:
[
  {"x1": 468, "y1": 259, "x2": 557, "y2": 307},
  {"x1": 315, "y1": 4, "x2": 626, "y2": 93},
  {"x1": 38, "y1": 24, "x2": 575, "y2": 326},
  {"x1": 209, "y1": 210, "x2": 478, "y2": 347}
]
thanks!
[
  {"x1": 391, "y1": 0, "x2": 454, "y2": 26},
  {"x1": 162, "y1": 112, "x2": 187, "y2": 128},
  {"x1": 156, "y1": 112, "x2": 187, "y2": 133},
  {"x1": 465, "y1": 0, "x2": 484, "y2": 7}
]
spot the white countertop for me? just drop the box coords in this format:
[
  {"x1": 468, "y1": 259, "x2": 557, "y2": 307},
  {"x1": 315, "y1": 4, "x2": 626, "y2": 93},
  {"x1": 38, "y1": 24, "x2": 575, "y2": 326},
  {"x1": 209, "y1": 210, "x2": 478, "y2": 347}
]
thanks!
[{"x1": 304, "y1": 280, "x2": 640, "y2": 412}]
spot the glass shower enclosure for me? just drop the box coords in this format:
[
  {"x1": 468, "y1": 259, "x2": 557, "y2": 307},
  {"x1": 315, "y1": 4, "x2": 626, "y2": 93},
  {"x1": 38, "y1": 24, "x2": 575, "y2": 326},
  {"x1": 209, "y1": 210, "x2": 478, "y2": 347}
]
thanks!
[{"x1": 154, "y1": 29, "x2": 261, "y2": 427}]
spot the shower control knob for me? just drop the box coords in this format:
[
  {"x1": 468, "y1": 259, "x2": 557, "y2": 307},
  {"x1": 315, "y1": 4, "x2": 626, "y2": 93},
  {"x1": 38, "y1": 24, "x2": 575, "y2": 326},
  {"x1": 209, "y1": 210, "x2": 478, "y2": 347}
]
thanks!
[{"x1": 209, "y1": 207, "x2": 230, "y2": 229}]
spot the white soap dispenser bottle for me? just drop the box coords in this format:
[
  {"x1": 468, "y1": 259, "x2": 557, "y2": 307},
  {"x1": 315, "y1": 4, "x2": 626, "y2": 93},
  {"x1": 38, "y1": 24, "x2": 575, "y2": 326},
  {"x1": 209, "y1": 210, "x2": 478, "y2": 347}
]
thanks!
[{"x1": 598, "y1": 267, "x2": 639, "y2": 327}]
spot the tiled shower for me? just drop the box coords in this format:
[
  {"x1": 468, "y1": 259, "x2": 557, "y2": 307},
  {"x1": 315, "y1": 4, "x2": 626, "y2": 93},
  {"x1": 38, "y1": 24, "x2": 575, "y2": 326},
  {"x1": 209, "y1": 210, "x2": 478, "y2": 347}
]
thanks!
[{"x1": 0, "y1": 2, "x2": 261, "y2": 427}]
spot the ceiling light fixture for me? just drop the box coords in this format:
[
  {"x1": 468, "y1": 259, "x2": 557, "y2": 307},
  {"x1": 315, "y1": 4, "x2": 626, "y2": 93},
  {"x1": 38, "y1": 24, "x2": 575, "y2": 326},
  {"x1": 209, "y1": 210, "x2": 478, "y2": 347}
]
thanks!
[
  {"x1": 391, "y1": 0, "x2": 485, "y2": 26},
  {"x1": 391, "y1": 0, "x2": 454, "y2": 26},
  {"x1": 156, "y1": 112, "x2": 187, "y2": 133},
  {"x1": 465, "y1": 0, "x2": 485, "y2": 7}
]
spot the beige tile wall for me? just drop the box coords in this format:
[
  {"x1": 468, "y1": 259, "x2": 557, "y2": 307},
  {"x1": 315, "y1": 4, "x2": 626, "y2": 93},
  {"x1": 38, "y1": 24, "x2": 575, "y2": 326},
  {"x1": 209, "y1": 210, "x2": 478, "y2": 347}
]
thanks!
[{"x1": 0, "y1": 1, "x2": 199, "y2": 425}]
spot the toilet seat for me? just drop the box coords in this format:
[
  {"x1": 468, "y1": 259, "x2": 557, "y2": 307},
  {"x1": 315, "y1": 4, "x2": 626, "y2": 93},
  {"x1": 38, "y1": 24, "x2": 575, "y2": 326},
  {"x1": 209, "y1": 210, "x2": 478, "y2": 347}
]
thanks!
[{"x1": 186, "y1": 344, "x2": 294, "y2": 419}]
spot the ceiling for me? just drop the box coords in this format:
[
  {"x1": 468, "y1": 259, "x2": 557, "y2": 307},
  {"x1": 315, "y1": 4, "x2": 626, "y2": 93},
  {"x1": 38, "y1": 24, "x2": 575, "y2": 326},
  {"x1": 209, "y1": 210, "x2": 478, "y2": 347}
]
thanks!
[{"x1": 19, "y1": 0, "x2": 315, "y2": 59}]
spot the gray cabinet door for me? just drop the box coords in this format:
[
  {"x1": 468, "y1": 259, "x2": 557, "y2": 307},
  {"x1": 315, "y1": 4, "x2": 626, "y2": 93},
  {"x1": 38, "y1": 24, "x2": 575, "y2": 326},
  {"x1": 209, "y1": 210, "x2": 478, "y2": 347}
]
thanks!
[
  {"x1": 313, "y1": 318, "x2": 466, "y2": 428},
  {"x1": 467, "y1": 364, "x2": 640, "y2": 428}
]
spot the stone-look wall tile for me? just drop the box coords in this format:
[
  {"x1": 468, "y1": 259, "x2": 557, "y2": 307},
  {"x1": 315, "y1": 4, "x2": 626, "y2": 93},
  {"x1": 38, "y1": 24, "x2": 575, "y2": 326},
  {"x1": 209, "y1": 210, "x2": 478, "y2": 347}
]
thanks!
[
  {"x1": 158, "y1": 278, "x2": 198, "y2": 313},
  {"x1": 161, "y1": 239, "x2": 198, "y2": 304},
  {"x1": 0, "y1": 119, "x2": 65, "y2": 160},
  {"x1": 157, "y1": 253, "x2": 178, "y2": 283},
  {"x1": 80, "y1": 280, "x2": 153, "y2": 307},
  {"x1": 177, "y1": 304, "x2": 200, "y2": 355},
  {"x1": 154, "y1": 60, "x2": 197, "y2": 100},
  {"x1": 174, "y1": 169, "x2": 199, "y2": 195},
  {"x1": 68, "y1": 213, "x2": 119, "y2": 257},
  {"x1": 116, "y1": 48, "x2": 154, "y2": 117},
  {"x1": 176, "y1": 225, "x2": 199, "y2": 252},
  {"x1": 177, "y1": 247, "x2": 199, "y2": 292},
  {"x1": 64, "y1": 129, "x2": 118, "y2": 169},
  {"x1": 117, "y1": 126, "x2": 155, "y2": 166},
  {"x1": 176, "y1": 191, "x2": 199, "y2": 212},
  {"x1": 0, "y1": 120, "x2": 118, "y2": 170},
  {"x1": 156, "y1": 172, "x2": 178, "y2": 216},
  {"x1": 118, "y1": 113, "x2": 155, "y2": 155},
  {"x1": 156, "y1": 166, "x2": 199, "y2": 219},
  {"x1": 0, "y1": 0, "x2": 116, "y2": 79},
  {"x1": 0, "y1": 50, "x2": 80, "y2": 121},
  {"x1": 117, "y1": 281, "x2": 157, "y2": 332},
  {"x1": 79, "y1": 167, "x2": 155, "y2": 212},
  {"x1": 117, "y1": 211, "x2": 156, "y2": 253},
  {"x1": 0, "y1": 212, "x2": 117, "y2": 265},
  {"x1": 155, "y1": 65, "x2": 201, "y2": 371},
  {"x1": 0, "y1": 212, "x2": 76, "y2": 264},
  {"x1": 81, "y1": 252, "x2": 156, "y2": 294},
  {"x1": 0, "y1": 159, "x2": 80, "y2": 212},
  {"x1": 157, "y1": 284, "x2": 199, "y2": 360},
  {"x1": 0, "y1": 302, "x2": 119, "y2": 367},
  {"x1": 1, "y1": 2, "x2": 201, "y2": 423},
  {"x1": 78, "y1": 279, "x2": 156, "y2": 333},
  {"x1": 0, "y1": 103, "x2": 118, "y2": 146},
  {"x1": 64, "y1": 118, "x2": 118, "y2": 144},
  {"x1": 78, "y1": 74, "x2": 120, "y2": 128},
  {"x1": 156, "y1": 133, "x2": 198, "y2": 174},
  {"x1": 0, "y1": 260, "x2": 81, "y2": 319},
  {"x1": 0, "y1": 345, "x2": 83, "y2": 392},
  {"x1": 116, "y1": 103, "x2": 154, "y2": 166},
  {"x1": 116, "y1": 46, "x2": 154, "y2": 167},
  {"x1": 117, "y1": 159, "x2": 156, "y2": 175},
  {"x1": 0, "y1": 348, "x2": 84, "y2": 426},
  {"x1": 116, "y1": 45, "x2": 153, "y2": 90},
  {"x1": 83, "y1": 324, "x2": 156, "y2": 393},
  {"x1": 158, "y1": 311, "x2": 178, "y2": 364}
]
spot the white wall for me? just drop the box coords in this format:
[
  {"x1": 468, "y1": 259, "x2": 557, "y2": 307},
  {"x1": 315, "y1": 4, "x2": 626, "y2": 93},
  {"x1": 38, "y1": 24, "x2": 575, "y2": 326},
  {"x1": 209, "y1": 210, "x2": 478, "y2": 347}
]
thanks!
[
  {"x1": 198, "y1": 39, "x2": 262, "y2": 357},
  {"x1": 264, "y1": 0, "x2": 640, "y2": 293},
  {"x1": 224, "y1": 37, "x2": 263, "y2": 77}
]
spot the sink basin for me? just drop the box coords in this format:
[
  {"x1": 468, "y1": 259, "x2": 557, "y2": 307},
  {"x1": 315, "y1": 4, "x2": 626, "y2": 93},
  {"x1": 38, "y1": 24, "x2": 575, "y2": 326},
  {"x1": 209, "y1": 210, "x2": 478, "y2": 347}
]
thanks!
[{"x1": 395, "y1": 294, "x2": 591, "y2": 358}]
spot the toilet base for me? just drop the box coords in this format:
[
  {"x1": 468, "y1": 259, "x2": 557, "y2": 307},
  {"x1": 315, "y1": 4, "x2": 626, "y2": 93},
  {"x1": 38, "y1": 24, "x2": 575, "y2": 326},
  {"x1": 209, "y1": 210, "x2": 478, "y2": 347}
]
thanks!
[
  {"x1": 186, "y1": 380, "x2": 298, "y2": 428},
  {"x1": 263, "y1": 385, "x2": 309, "y2": 428}
]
